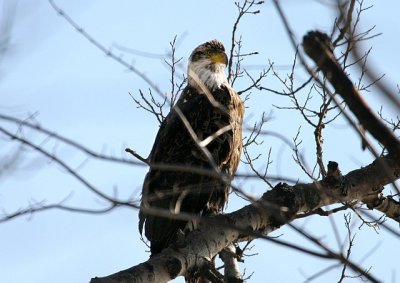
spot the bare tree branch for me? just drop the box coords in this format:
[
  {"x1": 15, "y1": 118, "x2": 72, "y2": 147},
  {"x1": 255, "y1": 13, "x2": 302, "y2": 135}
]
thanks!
[
  {"x1": 219, "y1": 244, "x2": 243, "y2": 283},
  {"x1": 227, "y1": 0, "x2": 263, "y2": 83},
  {"x1": 302, "y1": 30, "x2": 400, "y2": 166},
  {"x1": 0, "y1": 113, "x2": 143, "y2": 166},
  {"x1": 91, "y1": 155, "x2": 399, "y2": 283},
  {"x1": 0, "y1": 126, "x2": 113, "y2": 201},
  {"x1": 48, "y1": 0, "x2": 166, "y2": 99}
]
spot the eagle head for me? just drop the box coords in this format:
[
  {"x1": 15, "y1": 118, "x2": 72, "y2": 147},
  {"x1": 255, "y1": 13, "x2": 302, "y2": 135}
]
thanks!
[{"x1": 188, "y1": 39, "x2": 229, "y2": 92}]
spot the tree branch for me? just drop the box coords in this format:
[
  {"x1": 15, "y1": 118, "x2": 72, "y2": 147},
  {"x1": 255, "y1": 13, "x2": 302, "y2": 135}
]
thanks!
[
  {"x1": 0, "y1": 114, "x2": 143, "y2": 166},
  {"x1": 219, "y1": 244, "x2": 243, "y2": 283},
  {"x1": 90, "y1": 155, "x2": 399, "y2": 283},
  {"x1": 302, "y1": 30, "x2": 400, "y2": 166}
]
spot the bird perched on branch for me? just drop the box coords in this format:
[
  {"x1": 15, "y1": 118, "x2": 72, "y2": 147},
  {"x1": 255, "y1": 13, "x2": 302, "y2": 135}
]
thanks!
[{"x1": 139, "y1": 39, "x2": 244, "y2": 257}]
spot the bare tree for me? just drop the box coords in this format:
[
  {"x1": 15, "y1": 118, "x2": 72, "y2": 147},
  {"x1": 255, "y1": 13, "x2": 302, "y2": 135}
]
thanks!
[{"x1": 1, "y1": 1, "x2": 399, "y2": 282}]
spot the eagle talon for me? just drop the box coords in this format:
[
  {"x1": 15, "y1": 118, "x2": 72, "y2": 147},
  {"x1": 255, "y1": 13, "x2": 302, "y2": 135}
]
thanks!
[
  {"x1": 187, "y1": 256, "x2": 223, "y2": 283},
  {"x1": 175, "y1": 229, "x2": 186, "y2": 248}
]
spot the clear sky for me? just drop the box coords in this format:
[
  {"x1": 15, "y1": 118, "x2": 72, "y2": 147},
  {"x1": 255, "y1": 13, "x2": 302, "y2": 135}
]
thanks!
[{"x1": 1, "y1": 1, "x2": 399, "y2": 282}]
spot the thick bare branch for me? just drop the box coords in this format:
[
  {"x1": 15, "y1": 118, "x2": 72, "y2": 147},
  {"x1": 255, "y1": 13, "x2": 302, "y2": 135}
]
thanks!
[
  {"x1": 90, "y1": 155, "x2": 399, "y2": 283},
  {"x1": 302, "y1": 31, "x2": 400, "y2": 166}
]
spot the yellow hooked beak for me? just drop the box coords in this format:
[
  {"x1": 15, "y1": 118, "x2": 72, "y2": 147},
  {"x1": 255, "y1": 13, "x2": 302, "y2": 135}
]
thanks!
[{"x1": 210, "y1": 51, "x2": 228, "y2": 66}]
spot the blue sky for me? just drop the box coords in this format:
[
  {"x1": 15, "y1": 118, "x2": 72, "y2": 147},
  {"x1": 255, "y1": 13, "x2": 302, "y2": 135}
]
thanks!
[{"x1": 1, "y1": 1, "x2": 399, "y2": 282}]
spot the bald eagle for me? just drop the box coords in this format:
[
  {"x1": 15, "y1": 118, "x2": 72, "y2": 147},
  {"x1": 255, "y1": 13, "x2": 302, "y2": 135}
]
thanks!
[{"x1": 139, "y1": 39, "x2": 244, "y2": 256}]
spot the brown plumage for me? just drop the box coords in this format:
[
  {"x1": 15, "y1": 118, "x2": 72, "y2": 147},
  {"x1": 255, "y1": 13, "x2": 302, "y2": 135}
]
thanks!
[{"x1": 139, "y1": 39, "x2": 244, "y2": 256}]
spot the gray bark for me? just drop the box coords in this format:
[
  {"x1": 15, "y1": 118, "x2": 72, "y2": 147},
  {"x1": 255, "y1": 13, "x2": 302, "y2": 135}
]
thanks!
[{"x1": 91, "y1": 155, "x2": 399, "y2": 283}]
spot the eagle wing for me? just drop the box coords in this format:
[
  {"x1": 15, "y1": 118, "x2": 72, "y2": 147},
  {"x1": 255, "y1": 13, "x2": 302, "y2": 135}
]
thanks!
[{"x1": 139, "y1": 84, "x2": 244, "y2": 255}]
